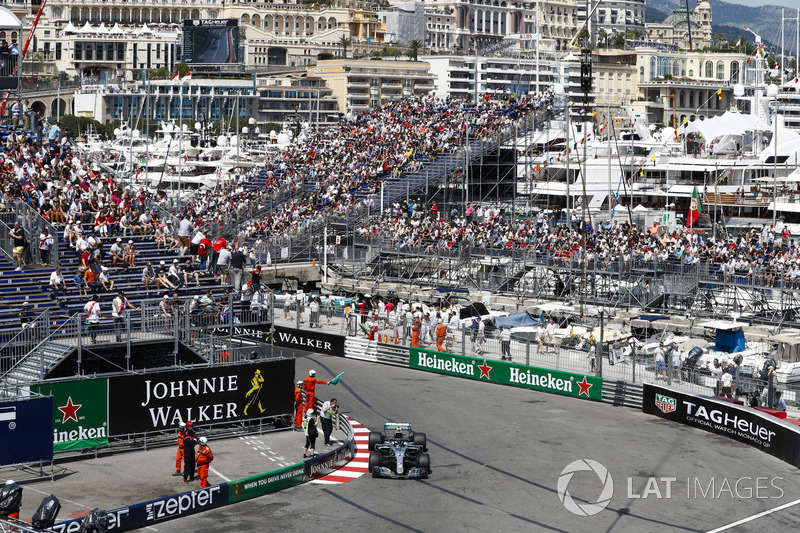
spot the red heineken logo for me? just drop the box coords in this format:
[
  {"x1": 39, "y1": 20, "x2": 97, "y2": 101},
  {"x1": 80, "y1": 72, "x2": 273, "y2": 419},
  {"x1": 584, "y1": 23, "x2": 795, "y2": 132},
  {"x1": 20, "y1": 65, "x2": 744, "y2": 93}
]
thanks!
[
  {"x1": 478, "y1": 360, "x2": 492, "y2": 379},
  {"x1": 58, "y1": 396, "x2": 82, "y2": 423},
  {"x1": 655, "y1": 393, "x2": 677, "y2": 414}
]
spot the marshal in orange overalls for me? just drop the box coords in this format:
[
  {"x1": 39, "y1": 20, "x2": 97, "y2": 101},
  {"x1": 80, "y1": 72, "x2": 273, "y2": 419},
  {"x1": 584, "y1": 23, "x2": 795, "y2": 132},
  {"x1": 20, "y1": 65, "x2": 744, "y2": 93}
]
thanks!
[
  {"x1": 435, "y1": 322, "x2": 447, "y2": 352},
  {"x1": 411, "y1": 316, "x2": 421, "y2": 347},
  {"x1": 174, "y1": 426, "x2": 186, "y2": 475},
  {"x1": 303, "y1": 373, "x2": 328, "y2": 412},
  {"x1": 294, "y1": 383, "x2": 305, "y2": 428},
  {"x1": 196, "y1": 443, "x2": 215, "y2": 488}
]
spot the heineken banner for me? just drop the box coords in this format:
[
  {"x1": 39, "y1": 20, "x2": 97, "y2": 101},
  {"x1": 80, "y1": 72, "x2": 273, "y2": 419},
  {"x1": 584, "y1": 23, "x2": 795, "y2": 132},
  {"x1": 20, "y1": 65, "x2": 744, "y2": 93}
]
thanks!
[
  {"x1": 108, "y1": 360, "x2": 294, "y2": 434},
  {"x1": 409, "y1": 348, "x2": 602, "y2": 401},
  {"x1": 0, "y1": 397, "x2": 53, "y2": 466},
  {"x1": 271, "y1": 325, "x2": 345, "y2": 357},
  {"x1": 643, "y1": 383, "x2": 800, "y2": 468},
  {"x1": 35, "y1": 379, "x2": 109, "y2": 452},
  {"x1": 228, "y1": 463, "x2": 306, "y2": 503}
]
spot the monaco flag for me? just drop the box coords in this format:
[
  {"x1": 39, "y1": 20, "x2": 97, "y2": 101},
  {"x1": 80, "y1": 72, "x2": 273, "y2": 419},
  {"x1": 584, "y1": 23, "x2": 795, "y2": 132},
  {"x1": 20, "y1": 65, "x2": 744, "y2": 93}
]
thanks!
[
  {"x1": 170, "y1": 72, "x2": 179, "y2": 84},
  {"x1": 181, "y1": 72, "x2": 192, "y2": 83},
  {"x1": 688, "y1": 185, "x2": 702, "y2": 227}
]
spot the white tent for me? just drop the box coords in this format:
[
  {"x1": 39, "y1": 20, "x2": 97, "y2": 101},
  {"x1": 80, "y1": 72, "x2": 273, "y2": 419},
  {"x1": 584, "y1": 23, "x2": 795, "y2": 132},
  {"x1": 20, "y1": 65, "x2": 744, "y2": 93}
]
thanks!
[
  {"x1": 79, "y1": 21, "x2": 94, "y2": 34},
  {"x1": 678, "y1": 111, "x2": 769, "y2": 142},
  {"x1": 0, "y1": 6, "x2": 21, "y2": 31},
  {"x1": 96, "y1": 22, "x2": 108, "y2": 34},
  {"x1": 137, "y1": 23, "x2": 152, "y2": 34},
  {"x1": 62, "y1": 21, "x2": 77, "y2": 34},
  {"x1": 109, "y1": 23, "x2": 123, "y2": 35}
]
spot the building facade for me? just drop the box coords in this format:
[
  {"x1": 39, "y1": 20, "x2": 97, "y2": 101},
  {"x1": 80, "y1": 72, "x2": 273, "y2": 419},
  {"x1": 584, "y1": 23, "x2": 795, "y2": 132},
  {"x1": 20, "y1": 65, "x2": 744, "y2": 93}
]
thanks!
[
  {"x1": 425, "y1": 54, "x2": 555, "y2": 102},
  {"x1": 310, "y1": 59, "x2": 435, "y2": 111},
  {"x1": 645, "y1": 0, "x2": 713, "y2": 52},
  {"x1": 632, "y1": 47, "x2": 748, "y2": 126}
]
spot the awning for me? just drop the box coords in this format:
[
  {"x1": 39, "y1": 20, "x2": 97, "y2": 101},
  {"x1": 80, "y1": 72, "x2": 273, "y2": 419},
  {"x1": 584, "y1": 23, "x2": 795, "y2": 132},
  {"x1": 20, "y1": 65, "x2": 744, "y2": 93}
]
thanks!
[{"x1": 699, "y1": 320, "x2": 746, "y2": 330}]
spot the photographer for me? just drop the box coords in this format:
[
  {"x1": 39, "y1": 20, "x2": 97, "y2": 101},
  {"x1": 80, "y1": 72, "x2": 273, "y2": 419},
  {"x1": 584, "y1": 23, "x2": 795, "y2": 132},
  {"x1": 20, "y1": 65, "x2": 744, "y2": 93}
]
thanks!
[{"x1": 321, "y1": 398, "x2": 338, "y2": 447}]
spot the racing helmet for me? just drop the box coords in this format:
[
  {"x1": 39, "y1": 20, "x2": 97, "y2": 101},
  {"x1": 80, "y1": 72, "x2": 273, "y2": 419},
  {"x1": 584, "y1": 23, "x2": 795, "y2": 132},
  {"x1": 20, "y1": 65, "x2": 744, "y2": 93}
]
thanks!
[
  {"x1": 199, "y1": 437, "x2": 207, "y2": 445},
  {"x1": 309, "y1": 369, "x2": 316, "y2": 376},
  {"x1": 186, "y1": 420, "x2": 193, "y2": 428},
  {"x1": 296, "y1": 381, "x2": 303, "y2": 387},
  {"x1": 306, "y1": 408, "x2": 315, "y2": 416},
  {"x1": 179, "y1": 422, "x2": 186, "y2": 428}
]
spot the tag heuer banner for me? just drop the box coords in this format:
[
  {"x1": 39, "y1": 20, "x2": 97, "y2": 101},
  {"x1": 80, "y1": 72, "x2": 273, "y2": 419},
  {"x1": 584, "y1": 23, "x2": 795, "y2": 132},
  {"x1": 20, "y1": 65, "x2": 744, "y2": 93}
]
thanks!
[
  {"x1": 108, "y1": 360, "x2": 294, "y2": 433},
  {"x1": 643, "y1": 383, "x2": 800, "y2": 468},
  {"x1": 35, "y1": 380, "x2": 109, "y2": 452},
  {"x1": 409, "y1": 348, "x2": 602, "y2": 401}
]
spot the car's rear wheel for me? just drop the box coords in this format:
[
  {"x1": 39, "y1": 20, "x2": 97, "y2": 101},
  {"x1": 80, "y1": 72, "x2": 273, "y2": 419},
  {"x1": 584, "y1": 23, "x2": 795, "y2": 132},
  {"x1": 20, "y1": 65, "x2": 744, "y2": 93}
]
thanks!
[
  {"x1": 418, "y1": 453, "x2": 431, "y2": 477},
  {"x1": 413, "y1": 432, "x2": 427, "y2": 451},
  {"x1": 369, "y1": 452, "x2": 381, "y2": 477},
  {"x1": 368, "y1": 431, "x2": 383, "y2": 451}
]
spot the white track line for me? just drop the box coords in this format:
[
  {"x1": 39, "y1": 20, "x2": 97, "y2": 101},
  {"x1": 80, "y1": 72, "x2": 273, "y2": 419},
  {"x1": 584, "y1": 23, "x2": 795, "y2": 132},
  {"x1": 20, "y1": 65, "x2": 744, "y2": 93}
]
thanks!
[
  {"x1": 209, "y1": 467, "x2": 231, "y2": 482},
  {"x1": 706, "y1": 497, "x2": 800, "y2": 533}
]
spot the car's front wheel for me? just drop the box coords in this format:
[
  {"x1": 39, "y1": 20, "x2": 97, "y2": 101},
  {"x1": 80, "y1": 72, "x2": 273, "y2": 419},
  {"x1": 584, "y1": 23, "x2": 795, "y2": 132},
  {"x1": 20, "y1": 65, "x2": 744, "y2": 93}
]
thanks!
[
  {"x1": 418, "y1": 453, "x2": 431, "y2": 477},
  {"x1": 368, "y1": 431, "x2": 383, "y2": 451},
  {"x1": 369, "y1": 451, "x2": 381, "y2": 477}
]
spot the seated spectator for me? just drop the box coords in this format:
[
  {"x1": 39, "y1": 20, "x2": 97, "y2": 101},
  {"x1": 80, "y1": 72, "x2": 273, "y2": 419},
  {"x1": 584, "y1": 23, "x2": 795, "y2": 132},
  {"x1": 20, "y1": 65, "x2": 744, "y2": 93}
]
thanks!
[
  {"x1": 156, "y1": 260, "x2": 176, "y2": 289},
  {"x1": 123, "y1": 240, "x2": 137, "y2": 269},
  {"x1": 167, "y1": 259, "x2": 184, "y2": 288},
  {"x1": 85, "y1": 267, "x2": 102, "y2": 293},
  {"x1": 48, "y1": 266, "x2": 67, "y2": 300},
  {"x1": 159, "y1": 294, "x2": 173, "y2": 317},
  {"x1": 109, "y1": 238, "x2": 124, "y2": 268},
  {"x1": 182, "y1": 259, "x2": 200, "y2": 287},
  {"x1": 99, "y1": 266, "x2": 114, "y2": 292},
  {"x1": 73, "y1": 270, "x2": 87, "y2": 296},
  {"x1": 142, "y1": 262, "x2": 160, "y2": 292}
]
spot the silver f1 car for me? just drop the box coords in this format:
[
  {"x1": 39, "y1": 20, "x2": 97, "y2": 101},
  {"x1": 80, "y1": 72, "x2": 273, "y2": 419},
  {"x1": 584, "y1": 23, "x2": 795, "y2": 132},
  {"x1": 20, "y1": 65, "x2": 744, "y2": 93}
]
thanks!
[{"x1": 368, "y1": 422, "x2": 431, "y2": 479}]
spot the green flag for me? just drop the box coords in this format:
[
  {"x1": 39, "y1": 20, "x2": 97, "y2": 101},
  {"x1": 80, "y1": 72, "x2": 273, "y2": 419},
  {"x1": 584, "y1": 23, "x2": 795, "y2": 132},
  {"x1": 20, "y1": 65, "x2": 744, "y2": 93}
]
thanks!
[{"x1": 330, "y1": 372, "x2": 344, "y2": 385}]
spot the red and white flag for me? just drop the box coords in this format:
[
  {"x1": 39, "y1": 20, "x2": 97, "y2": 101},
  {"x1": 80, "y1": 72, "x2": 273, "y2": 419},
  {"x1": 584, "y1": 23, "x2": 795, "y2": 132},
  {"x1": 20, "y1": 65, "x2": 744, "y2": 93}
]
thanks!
[
  {"x1": 170, "y1": 72, "x2": 180, "y2": 84},
  {"x1": 181, "y1": 72, "x2": 192, "y2": 83}
]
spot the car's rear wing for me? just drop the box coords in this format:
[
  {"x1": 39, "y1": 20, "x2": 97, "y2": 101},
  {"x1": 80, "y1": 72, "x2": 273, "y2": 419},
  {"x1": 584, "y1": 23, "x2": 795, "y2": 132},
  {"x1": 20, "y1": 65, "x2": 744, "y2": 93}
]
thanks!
[{"x1": 384, "y1": 422, "x2": 412, "y2": 431}]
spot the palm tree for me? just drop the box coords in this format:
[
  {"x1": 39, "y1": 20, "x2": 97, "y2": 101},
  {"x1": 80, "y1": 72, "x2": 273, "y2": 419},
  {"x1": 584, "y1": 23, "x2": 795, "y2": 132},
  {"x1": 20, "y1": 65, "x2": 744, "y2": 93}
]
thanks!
[
  {"x1": 339, "y1": 36, "x2": 353, "y2": 59},
  {"x1": 407, "y1": 39, "x2": 423, "y2": 61}
]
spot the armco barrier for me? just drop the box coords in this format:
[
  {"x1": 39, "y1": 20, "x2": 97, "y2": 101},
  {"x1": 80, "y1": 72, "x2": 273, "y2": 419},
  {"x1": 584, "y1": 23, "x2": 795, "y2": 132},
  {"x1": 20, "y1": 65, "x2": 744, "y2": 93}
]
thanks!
[
  {"x1": 643, "y1": 383, "x2": 800, "y2": 468},
  {"x1": 409, "y1": 347, "x2": 603, "y2": 401},
  {"x1": 344, "y1": 337, "x2": 410, "y2": 366},
  {"x1": 52, "y1": 484, "x2": 230, "y2": 533}
]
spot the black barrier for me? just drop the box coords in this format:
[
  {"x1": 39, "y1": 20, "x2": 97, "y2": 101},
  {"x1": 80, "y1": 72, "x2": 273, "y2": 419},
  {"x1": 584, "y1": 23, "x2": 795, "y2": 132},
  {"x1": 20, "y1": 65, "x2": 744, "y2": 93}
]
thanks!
[
  {"x1": 51, "y1": 485, "x2": 229, "y2": 533},
  {"x1": 643, "y1": 383, "x2": 800, "y2": 468},
  {"x1": 108, "y1": 360, "x2": 294, "y2": 433},
  {"x1": 304, "y1": 438, "x2": 356, "y2": 479},
  {"x1": 272, "y1": 325, "x2": 345, "y2": 357},
  {"x1": 0, "y1": 397, "x2": 53, "y2": 466}
]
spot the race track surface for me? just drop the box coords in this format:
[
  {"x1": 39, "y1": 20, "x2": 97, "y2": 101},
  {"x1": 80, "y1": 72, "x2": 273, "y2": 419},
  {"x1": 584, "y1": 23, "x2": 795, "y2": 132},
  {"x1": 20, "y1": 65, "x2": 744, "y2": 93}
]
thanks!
[{"x1": 41, "y1": 353, "x2": 800, "y2": 532}]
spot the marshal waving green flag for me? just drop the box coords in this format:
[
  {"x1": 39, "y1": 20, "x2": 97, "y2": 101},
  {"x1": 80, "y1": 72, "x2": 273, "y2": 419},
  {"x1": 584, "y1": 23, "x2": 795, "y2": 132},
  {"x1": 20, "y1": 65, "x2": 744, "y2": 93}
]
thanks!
[
  {"x1": 409, "y1": 348, "x2": 602, "y2": 401},
  {"x1": 329, "y1": 372, "x2": 344, "y2": 385},
  {"x1": 35, "y1": 379, "x2": 109, "y2": 452}
]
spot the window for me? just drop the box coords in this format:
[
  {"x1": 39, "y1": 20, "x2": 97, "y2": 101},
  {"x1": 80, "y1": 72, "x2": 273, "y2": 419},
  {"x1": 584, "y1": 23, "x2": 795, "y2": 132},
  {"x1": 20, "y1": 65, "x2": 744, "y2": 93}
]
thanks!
[
  {"x1": 716, "y1": 61, "x2": 724, "y2": 80},
  {"x1": 730, "y1": 61, "x2": 740, "y2": 84},
  {"x1": 705, "y1": 61, "x2": 713, "y2": 78}
]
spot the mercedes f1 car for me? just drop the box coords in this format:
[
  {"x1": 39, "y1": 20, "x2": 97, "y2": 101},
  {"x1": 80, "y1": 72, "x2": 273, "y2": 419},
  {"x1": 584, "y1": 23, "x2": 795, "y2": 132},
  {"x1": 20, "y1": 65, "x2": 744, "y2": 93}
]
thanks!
[{"x1": 368, "y1": 422, "x2": 431, "y2": 479}]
